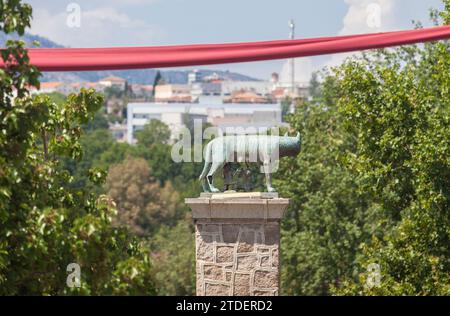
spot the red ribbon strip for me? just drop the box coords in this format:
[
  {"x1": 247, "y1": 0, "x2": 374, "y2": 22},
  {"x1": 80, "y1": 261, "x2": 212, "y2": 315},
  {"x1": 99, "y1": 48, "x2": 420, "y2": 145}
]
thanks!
[{"x1": 1, "y1": 26, "x2": 449, "y2": 71}]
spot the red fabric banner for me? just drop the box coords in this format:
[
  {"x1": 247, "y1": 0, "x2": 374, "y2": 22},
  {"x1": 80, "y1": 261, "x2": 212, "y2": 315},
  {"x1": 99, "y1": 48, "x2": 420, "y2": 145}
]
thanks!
[{"x1": 1, "y1": 26, "x2": 449, "y2": 71}]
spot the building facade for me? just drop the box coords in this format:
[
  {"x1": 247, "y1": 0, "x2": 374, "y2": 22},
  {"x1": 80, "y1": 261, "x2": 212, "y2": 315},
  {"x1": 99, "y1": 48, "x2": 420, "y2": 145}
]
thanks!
[{"x1": 126, "y1": 102, "x2": 283, "y2": 144}]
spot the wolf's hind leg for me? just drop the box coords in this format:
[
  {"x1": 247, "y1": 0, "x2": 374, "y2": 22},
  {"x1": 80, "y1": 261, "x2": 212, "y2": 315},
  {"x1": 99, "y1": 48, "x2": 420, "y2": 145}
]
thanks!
[
  {"x1": 199, "y1": 162, "x2": 211, "y2": 192},
  {"x1": 201, "y1": 177, "x2": 210, "y2": 192},
  {"x1": 207, "y1": 161, "x2": 225, "y2": 193}
]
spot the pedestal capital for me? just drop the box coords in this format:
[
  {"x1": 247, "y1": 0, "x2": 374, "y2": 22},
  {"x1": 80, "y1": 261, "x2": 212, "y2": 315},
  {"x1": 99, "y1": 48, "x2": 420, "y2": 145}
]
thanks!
[{"x1": 185, "y1": 194, "x2": 290, "y2": 221}]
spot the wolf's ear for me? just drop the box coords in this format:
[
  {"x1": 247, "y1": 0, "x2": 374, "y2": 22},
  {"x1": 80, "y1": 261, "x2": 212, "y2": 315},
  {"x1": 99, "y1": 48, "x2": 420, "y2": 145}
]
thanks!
[
  {"x1": 284, "y1": 132, "x2": 288, "y2": 137},
  {"x1": 296, "y1": 132, "x2": 300, "y2": 139}
]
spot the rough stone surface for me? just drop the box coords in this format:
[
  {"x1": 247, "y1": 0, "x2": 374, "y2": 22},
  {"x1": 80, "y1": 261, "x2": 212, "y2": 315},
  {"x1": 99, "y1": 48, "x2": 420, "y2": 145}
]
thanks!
[
  {"x1": 195, "y1": 220, "x2": 281, "y2": 296},
  {"x1": 205, "y1": 283, "x2": 231, "y2": 296},
  {"x1": 254, "y1": 270, "x2": 278, "y2": 288},
  {"x1": 236, "y1": 254, "x2": 258, "y2": 271},
  {"x1": 187, "y1": 196, "x2": 288, "y2": 296},
  {"x1": 204, "y1": 264, "x2": 224, "y2": 280},
  {"x1": 233, "y1": 273, "x2": 251, "y2": 296},
  {"x1": 260, "y1": 255, "x2": 270, "y2": 267},
  {"x1": 216, "y1": 246, "x2": 234, "y2": 263}
]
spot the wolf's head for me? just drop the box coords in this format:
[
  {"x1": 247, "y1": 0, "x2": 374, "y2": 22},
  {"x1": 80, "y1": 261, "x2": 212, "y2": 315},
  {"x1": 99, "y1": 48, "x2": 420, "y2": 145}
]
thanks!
[{"x1": 279, "y1": 132, "x2": 301, "y2": 157}]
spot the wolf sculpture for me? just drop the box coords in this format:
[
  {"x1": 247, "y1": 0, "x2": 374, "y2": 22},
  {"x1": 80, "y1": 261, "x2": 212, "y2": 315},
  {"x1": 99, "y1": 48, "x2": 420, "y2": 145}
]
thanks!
[{"x1": 199, "y1": 133, "x2": 301, "y2": 193}]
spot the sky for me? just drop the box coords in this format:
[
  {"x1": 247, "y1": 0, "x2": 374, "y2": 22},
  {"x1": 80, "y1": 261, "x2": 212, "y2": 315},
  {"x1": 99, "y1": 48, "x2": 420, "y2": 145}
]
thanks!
[{"x1": 26, "y1": 0, "x2": 445, "y2": 80}]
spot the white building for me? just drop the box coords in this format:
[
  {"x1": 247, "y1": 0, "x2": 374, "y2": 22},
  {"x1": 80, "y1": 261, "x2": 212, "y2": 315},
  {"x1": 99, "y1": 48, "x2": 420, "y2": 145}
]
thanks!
[
  {"x1": 109, "y1": 122, "x2": 128, "y2": 143},
  {"x1": 98, "y1": 76, "x2": 127, "y2": 89},
  {"x1": 276, "y1": 58, "x2": 312, "y2": 99},
  {"x1": 154, "y1": 84, "x2": 192, "y2": 102},
  {"x1": 188, "y1": 69, "x2": 200, "y2": 84},
  {"x1": 33, "y1": 82, "x2": 63, "y2": 94},
  {"x1": 190, "y1": 82, "x2": 223, "y2": 104},
  {"x1": 221, "y1": 81, "x2": 273, "y2": 97},
  {"x1": 127, "y1": 102, "x2": 282, "y2": 144}
]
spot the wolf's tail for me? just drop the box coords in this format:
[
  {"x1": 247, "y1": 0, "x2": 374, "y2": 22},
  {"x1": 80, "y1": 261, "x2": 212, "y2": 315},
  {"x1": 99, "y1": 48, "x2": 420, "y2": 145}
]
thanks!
[{"x1": 199, "y1": 141, "x2": 212, "y2": 180}]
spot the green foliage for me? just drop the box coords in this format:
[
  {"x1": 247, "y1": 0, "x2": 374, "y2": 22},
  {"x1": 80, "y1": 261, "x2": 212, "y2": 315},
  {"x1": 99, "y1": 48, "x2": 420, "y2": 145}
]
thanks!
[
  {"x1": 278, "y1": 4, "x2": 449, "y2": 296},
  {"x1": 1, "y1": 0, "x2": 447, "y2": 297},
  {"x1": 83, "y1": 110, "x2": 109, "y2": 132},
  {"x1": 104, "y1": 85, "x2": 125, "y2": 99},
  {"x1": 0, "y1": 0, "x2": 32, "y2": 35},
  {"x1": 152, "y1": 70, "x2": 163, "y2": 98},
  {"x1": 332, "y1": 24, "x2": 449, "y2": 295},
  {"x1": 275, "y1": 76, "x2": 375, "y2": 295},
  {"x1": 44, "y1": 91, "x2": 67, "y2": 105},
  {"x1": 280, "y1": 97, "x2": 292, "y2": 121},
  {"x1": 106, "y1": 157, "x2": 182, "y2": 237},
  {"x1": 442, "y1": 0, "x2": 450, "y2": 24},
  {"x1": 61, "y1": 128, "x2": 113, "y2": 192},
  {"x1": 149, "y1": 221, "x2": 196, "y2": 295},
  {"x1": 0, "y1": 0, "x2": 155, "y2": 295},
  {"x1": 309, "y1": 72, "x2": 321, "y2": 98},
  {"x1": 135, "y1": 119, "x2": 171, "y2": 148},
  {"x1": 133, "y1": 120, "x2": 177, "y2": 184}
]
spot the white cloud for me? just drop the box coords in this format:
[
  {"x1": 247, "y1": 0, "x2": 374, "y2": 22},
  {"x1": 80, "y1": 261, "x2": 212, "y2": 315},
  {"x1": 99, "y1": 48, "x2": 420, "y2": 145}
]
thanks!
[
  {"x1": 275, "y1": 0, "x2": 397, "y2": 84},
  {"x1": 276, "y1": 1, "x2": 398, "y2": 83},
  {"x1": 324, "y1": 0, "x2": 396, "y2": 69},
  {"x1": 29, "y1": 7, "x2": 166, "y2": 47},
  {"x1": 340, "y1": 0, "x2": 395, "y2": 35}
]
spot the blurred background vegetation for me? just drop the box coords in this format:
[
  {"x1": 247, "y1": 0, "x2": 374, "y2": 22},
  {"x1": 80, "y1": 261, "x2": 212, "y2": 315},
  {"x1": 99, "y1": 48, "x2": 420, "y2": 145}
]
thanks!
[{"x1": 0, "y1": 0, "x2": 448, "y2": 295}]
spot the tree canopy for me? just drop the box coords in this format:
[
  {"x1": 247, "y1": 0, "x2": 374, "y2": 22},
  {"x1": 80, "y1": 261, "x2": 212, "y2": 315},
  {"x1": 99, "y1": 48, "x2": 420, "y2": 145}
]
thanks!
[
  {"x1": 0, "y1": 0, "x2": 156, "y2": 295},
  {"x1": 276, "y1": 5, "x2": 449, "y2": 295}
]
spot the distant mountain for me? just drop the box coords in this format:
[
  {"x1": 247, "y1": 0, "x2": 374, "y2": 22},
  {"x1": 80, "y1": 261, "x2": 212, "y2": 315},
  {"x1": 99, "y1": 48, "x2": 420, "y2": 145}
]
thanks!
[
  {"x1": 0, "y1": 33, "x2": 259, "y2": 84},
  {"x1": 41, "y1": 68, "x2": 259, "y2": 85},
  {"x1": 0, "y1": 32, "x2": 64, "y2": 48}
]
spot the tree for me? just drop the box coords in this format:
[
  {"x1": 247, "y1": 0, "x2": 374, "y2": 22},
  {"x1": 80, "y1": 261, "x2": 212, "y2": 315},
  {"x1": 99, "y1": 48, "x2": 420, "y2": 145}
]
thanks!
[
  {"x1": 333, "y1": 7, "x2": 449, "y2": 295},
  {"x1": 104, "y1": 85, "x2": 125, "y2": 99},
  {"x1": 64, "y1": 128, "x2": 114, "y2": 191},
  {"x1": 45, "y1": 91, "x2": 67, "y2": 105},
  {"x1": 97, "y1": 141, "x2": 138, "y2": 168},
  {"x1": 106, "y1": 157, "x2": 181, "y2": 236},
  {"x1": 280, "y1": 96, "x2": 292, "y2": 122},
  {"x1": 152, "y1": 70, "x2": 163, "y2": 99},
  {"x1": 134, "y1": 120, "x2": 180, "y2": 184},
  {"x1": 0, "y1": 0, "x2": 155, "y2": 295},
  {"x1": 276, "y1": 4, "x2": 449, "y2": 295},
  {"x1": 135, "y1": 119, "x2": 171, "y2": 148},
  {"x1": 275, "y1": 76, "x2": 374, "y2": 295},
  {"x1": 309, "y1": 72, "x2": 321, "y2": 99},
  {"x1": 149, "y1": 221, "x2": 196, "y2": 295},
  {"x1": 83, "y1": 110, "x2": 109, "y2": 131}
]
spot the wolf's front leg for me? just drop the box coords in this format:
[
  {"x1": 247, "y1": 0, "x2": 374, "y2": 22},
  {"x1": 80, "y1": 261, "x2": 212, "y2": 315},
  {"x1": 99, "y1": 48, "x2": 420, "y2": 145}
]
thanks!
[
  {"x1": 265, "y1": 172, "x2": 276, "y2": 192},
  {"x1": 263, "y1": 161, "x2": 276, "y2": 192}
]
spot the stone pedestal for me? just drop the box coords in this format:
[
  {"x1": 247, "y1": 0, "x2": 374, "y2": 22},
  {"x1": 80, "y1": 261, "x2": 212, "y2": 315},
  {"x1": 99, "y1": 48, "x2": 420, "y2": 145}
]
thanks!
[{"x1": 185, "y1": 195, "x2": 289, "y2": 296}]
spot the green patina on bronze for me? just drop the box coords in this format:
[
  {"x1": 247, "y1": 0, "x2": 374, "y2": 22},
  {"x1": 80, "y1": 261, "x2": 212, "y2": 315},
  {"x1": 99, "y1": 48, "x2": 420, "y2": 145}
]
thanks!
[{"x1": 199, "y1": 133, "x2": 301, "y2": 193}]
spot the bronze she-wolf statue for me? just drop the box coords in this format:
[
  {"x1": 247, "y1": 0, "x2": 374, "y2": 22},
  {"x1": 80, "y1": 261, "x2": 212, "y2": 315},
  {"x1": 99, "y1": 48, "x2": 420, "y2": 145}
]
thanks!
[{"x1": 199, "y1": 132, "x2": 301, "y2": 193}]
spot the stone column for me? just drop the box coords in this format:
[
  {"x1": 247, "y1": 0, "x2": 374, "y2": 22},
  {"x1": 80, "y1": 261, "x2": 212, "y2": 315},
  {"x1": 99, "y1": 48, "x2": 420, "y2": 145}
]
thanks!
[{"x1": 185, "y1": 193, "x2": 289, "y2": 296}]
